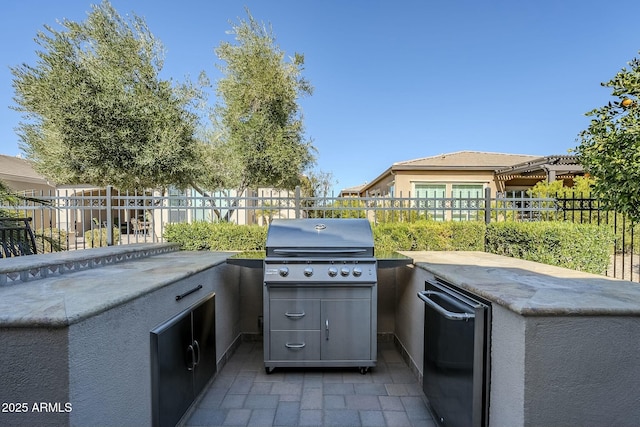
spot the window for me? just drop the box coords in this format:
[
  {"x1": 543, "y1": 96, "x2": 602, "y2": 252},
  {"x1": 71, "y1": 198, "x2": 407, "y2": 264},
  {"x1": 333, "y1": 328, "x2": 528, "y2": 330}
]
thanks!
[
  {"x1": 451, "y1": 184, "x2": 484, "y2": 221},
  {"x1": 414, "y1": 184, "x2": 446, "y2": 221}
]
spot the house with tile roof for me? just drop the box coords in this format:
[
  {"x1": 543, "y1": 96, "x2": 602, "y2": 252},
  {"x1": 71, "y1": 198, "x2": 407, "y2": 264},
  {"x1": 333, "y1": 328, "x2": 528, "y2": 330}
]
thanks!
[
  {"x1": 0, "y1": 154, "x2": 55, "y2": 194},
  {"x1": 344, "y1": 151, "x2": 583, "y2": 198}
]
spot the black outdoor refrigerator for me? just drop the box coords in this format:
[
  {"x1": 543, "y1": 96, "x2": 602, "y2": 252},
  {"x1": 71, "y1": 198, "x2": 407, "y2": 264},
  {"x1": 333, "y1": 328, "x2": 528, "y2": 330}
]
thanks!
[{"x1": 418, "y1": 278, "x2": 491, "y2": 427}]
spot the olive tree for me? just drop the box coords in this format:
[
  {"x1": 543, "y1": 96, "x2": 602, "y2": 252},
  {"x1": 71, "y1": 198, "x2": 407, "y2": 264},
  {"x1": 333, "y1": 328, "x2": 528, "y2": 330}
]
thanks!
[
  {"x1": 576, "y1": 52, "x2": 640, "y2": 223},
  {"x1": 11, "y1": 0, "x2": 207, "y2": 191},
  {"x1": 211, "y1": 10, "x2": 316, "y2": 206}
]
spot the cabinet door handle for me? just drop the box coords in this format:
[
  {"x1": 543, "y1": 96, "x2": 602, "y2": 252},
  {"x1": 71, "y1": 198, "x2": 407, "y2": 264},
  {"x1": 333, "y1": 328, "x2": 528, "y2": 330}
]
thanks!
[
  {"x1": 186, "y1": 344, "x2": 196, "y2": 371},
  {"x1": 285, "y1": 342, "x2": 306, "y2": 349},
  {"x1": 176, "y1": 285, "x2": 203, "y2": 301},
  {"x1": 325, "y1": 319, "x2": 329, "y2": 340},
  {"x1": 285, "y1": 311, "x2": 305, "y2": 319},
  {"x1": 193, "y1": 340, "x2": 200, "y2": 367}
]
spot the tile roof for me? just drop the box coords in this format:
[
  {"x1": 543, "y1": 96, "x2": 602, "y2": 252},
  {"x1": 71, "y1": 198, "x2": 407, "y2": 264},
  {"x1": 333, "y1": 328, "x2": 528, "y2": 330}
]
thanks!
[
  {"x1": 393, "y1": 151, "x2": 540, "y2": 169},
  {"x1": 0, "y1": 154, "x2": 50, "y2": 185}
]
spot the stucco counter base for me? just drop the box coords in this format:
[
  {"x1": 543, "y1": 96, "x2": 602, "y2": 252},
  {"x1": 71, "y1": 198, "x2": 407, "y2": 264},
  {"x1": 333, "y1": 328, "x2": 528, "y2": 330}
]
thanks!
[
  {"x1": 403, "y1": 251, "x2": 640, "y2": 427},
  {"x1": 0, "y1": 245, "x2": 236, "y2": 427}
]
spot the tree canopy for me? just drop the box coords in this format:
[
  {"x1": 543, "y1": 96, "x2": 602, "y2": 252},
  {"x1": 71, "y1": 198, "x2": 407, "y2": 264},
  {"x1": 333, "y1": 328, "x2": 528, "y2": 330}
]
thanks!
[
  {"x1": 11, "y1": 0, "x2": 206, "y2": 190},
  {"x1": 211, "y1": 11, "x2": 316, "y2": 194},
  {"x1": 576, "y1": 52, "x2": 640, "y2": 223},
  {"x1": 11, "y1": 2, "x2": 316, "y2": 199}
]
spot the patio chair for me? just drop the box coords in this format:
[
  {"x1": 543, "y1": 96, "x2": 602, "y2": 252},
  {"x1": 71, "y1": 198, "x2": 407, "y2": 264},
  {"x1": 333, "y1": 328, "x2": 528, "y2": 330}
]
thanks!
[
  {"x1": 131, "y1": 218, "x2": 148, "y2": 235},
  {"x1": 0, "y1": 217, "x2": 38, "y2": 258}
]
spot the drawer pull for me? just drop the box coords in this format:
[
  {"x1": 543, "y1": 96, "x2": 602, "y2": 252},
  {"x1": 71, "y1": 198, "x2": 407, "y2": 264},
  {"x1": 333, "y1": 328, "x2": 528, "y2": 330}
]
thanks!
[
  {"x1": 176, "y1": 285, "x2": 203, "y2": 301},
  {"x1": 284, "y1": 311, "x2": 306, "y2": 319},
  {"x1": 285, "y1": 342, "x2": 306, "y2": 349}
]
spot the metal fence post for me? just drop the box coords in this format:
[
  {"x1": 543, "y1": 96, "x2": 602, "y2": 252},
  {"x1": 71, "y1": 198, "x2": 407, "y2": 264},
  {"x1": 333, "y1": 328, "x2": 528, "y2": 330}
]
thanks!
[
  {"x1": 295, "y1": 186, "x2": 301, "y2": 219},
  {"x1": 106, "y1": 185, "x2": 113, "y2": 246},
  {"x1": 484, "y1": 187, "x2": 491, "y2": 225}
]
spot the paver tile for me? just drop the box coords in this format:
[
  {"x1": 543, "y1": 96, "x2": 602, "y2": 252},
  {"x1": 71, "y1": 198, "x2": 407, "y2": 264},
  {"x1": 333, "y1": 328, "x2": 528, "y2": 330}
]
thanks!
[{"x1": 186, "y1": 341, "x2": 435, "y2": 427}]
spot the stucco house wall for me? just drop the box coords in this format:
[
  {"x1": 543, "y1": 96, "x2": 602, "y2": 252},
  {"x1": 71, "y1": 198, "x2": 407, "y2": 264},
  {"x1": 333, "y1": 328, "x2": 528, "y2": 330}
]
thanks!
[{"x1": 359, "y1": 151, "x2": 541, "y2": 197}]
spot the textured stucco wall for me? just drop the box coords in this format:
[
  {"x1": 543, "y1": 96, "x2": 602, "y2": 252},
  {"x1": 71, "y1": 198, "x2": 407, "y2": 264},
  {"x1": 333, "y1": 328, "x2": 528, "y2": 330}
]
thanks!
[
  {"x1": 0, "y1": 328, "x2": 70, "y2": 426},
  {"x1": 488, "y1": 304, "x2": 526, "y2": 427},
  {"x1": 522, "y1": 316, "x2": 640, "y2": 427},
  {"x1": 377, "y1": 268, "x2": 398, "y2": 335},
  {"x1": 394, "y1": 265, "x2": 426, "y2": 373},
  {"x1": 238, "y1": 266, "x2": 264, "y2": 335}
]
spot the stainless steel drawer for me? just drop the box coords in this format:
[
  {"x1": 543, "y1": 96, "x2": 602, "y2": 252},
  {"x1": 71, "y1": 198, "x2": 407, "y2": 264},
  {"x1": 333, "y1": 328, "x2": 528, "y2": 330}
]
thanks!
[
  {"x1": 270, "y1": 331, "x2": 321, "y2": 360},
  {"x1": 269, "y1": 299, "x2": 320, "y2": 330}
]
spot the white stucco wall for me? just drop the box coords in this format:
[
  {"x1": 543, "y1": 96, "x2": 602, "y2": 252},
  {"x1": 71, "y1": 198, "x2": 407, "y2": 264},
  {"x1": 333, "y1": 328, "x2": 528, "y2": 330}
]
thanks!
[
  {"x1": 522, "y1": 316, "x2": 640, "y2": 427},
  {"x1": 0, "y1": 328, "x2": 70, "y2": 426},
  {"x1": 488, "y1": 304, "x2": 526, "y2": 427},
  {"x1": 394, "y1": 265, "x2": 426, "y2": 374}
]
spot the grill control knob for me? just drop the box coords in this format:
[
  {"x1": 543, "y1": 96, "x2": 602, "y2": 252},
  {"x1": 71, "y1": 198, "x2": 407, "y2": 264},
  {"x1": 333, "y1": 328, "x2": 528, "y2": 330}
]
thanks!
[
  {"x1": 340, "y1": 267, "x2": 350, "y2": 277},
  {"x1": 303, "y1": 267, "x2": 314, "y2": 277},
  {"x1": 278, "y1": 267, "x2": 289, "y2": 277},
  {"x1": 352, "y1": 267, "x2": 363, "y2": 277},
  {"x1": 327, "y1": 267, "x2": 338, "y2": 277}
]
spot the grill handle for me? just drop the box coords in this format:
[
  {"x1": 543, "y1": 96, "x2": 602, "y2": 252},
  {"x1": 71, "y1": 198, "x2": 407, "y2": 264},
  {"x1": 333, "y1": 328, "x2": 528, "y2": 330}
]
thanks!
[
  {"x1": 418, "y1": 291, "x2": 475, "y2": 321},
  {"x1": 272, "y1": 249, "x2": 368, "y2": 256},
  {"x1": 285, "y1": 311, "x2": 306, "y2": 319}
]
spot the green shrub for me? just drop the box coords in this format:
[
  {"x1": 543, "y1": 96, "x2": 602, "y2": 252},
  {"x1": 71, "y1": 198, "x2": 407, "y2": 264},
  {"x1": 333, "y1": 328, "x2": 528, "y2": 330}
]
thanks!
[
  {"x1": 164, "y1": 222, "x2": 267, "y2": 251},
  {"x1": 34, "y1": 228, "x2": 68, "y2": 253},
  {"x1": 84, "y1": 227, "x2": 120, "y2": 248},
  {"x1": 162, "y1": 220, "x2": 614, "y2": 276},
  {"x1": 372, "y1": 221, "x2": 486, "y2": 253},
  {"x1": 485, "y1": 221, "x2": 614, "y2": 274}
]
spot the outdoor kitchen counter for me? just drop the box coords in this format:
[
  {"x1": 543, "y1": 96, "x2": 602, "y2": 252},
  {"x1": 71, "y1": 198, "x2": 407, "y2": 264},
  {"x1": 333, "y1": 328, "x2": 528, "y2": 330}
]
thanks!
[
  {"x1": 0, "y1": 244, "x2": 239, "y2": 427},
  {"x1": 400, "y1": 250, "x2": 640, "y2": 427},
  {"x1": 406, "y1": 250, "x2": 640, "y2": 315},
  {"x1": 0, "y1": 244, "x2": 232, "y2": 327}
]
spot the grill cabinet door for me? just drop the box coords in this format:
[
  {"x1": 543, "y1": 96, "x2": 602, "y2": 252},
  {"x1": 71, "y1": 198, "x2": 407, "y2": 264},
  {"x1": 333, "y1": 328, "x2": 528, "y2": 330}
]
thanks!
[
  {"x1": 192, "y1": 295, "x2": 216, "y2": 395},
  {"x1": 151, "y1": 293, "x2": 216, "y2": 427},
  {"x1": 150, "y1": 311, "x2": 193, "y2": 427},
  {"x1": 321, "y1": 299, "x2": 371, "y2": 360}
]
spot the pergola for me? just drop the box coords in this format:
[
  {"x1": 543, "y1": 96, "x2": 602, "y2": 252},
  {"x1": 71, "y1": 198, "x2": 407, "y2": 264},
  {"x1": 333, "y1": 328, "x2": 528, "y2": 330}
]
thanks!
[{"x1": 494, "y1": 155, "x2": 584, "y2": 192}]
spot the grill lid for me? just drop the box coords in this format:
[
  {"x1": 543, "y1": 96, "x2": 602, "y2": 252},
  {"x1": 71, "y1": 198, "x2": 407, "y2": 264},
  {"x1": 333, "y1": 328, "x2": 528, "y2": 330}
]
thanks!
[{"x1": 265, "y1": 219, "x2": 374, "y2": 257}]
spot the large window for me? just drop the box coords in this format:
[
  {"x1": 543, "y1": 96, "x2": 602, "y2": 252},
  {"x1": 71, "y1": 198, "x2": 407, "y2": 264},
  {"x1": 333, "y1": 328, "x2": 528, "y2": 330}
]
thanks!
[
  {"x1": 451, "y1": 184, "x2": 484, "y2": 221},
  {"x1": 414, "y1": 184, "x2": 447, "y2": 221},
  {"x1": 413, "y1": 183, "x2": 484, "y2": 221}
]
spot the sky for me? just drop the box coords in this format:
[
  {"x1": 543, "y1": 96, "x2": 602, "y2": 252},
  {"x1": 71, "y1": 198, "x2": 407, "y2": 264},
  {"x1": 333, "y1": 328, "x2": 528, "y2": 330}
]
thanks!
[{"x1": 2, "y1": 1, "x2": 640, "y2": 193}]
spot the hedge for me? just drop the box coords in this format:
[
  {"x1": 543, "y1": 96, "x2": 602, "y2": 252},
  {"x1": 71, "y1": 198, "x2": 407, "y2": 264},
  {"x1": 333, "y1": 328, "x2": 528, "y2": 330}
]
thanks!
[
  {"x1": 372, "y1": 221, "x2": 486, "y2": 253},
  {"x1": 84, "y1": 227, "x2": 120, "y2": 248},
  {"x1": 163, "y1": 222, "x2": 267, "y2": 251},
  {"x1": 485, "y1": 221, "x2": 614, "y2": 274},
  {"x1": 163, "y1": 220, "x2": 614, "y2": 274}
]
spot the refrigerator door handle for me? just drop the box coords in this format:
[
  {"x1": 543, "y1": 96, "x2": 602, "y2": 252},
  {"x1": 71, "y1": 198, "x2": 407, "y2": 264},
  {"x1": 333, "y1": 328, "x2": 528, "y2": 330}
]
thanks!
[{"x1": 418, "y1": 291, "x2": 475, "y2": 321}]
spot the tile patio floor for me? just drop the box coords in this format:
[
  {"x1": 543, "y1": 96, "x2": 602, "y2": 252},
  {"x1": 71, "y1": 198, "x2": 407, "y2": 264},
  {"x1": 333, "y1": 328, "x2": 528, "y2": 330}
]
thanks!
[{"x1": 185, "y1": 341, "x2": 437, "y2": 427}]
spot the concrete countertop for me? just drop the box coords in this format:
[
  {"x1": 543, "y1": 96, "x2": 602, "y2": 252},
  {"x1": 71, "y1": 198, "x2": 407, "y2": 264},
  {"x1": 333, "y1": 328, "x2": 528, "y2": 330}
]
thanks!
[
  {"x1": 406, "y1": 251, "x2": 640, "y2": 316},
  {"x1": 0, "y1": 247, "x2": 231, "y2": 328}
]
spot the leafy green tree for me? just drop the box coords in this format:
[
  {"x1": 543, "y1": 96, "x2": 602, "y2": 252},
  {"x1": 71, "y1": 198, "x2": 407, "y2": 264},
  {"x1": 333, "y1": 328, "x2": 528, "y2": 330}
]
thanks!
[
  {"x1": 211, "y1": 10, "x2": 316, "y2": 200},
  {"x1": 527, "y1": 175, "x2": 595, "y2": 198},
  {"x1": 576, "y1": 52, "x2": 640, "y2": 223},
  {"x1": 11, "y1": 0, "x2": 207, "y2": 191}
]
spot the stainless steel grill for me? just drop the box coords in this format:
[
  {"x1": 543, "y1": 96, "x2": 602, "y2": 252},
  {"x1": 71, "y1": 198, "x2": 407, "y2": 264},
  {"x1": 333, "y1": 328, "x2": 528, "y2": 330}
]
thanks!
[{"x1": 262, "y1": 218, "x2": 377, "y2": 374}]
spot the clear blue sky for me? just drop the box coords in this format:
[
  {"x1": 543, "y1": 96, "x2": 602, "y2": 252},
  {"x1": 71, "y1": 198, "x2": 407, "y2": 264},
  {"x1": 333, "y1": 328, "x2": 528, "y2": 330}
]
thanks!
[{"x1": 2, "y1": 1, "x2": 640, "y2": 193}]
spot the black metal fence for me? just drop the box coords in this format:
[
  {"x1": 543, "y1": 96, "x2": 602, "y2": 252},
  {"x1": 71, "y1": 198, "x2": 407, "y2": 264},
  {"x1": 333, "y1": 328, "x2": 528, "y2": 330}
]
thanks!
[{"x1": 1, "y1": 186, "x2": 637, "y2": 281}]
